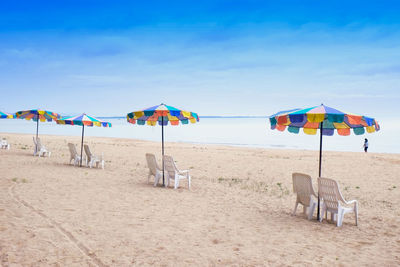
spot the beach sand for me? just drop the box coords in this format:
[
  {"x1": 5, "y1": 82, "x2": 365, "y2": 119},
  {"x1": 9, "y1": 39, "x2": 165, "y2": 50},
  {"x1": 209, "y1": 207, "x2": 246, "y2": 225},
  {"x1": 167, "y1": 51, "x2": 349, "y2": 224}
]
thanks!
[{"x1": 0, "y1": 133, "x2": 399, "y2": 266}]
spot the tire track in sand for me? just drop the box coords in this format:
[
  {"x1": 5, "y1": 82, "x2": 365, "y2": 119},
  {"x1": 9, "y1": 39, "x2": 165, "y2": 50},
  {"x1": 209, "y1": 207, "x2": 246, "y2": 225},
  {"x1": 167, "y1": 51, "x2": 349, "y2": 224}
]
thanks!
[{"x1": 9, "y1": 184, "x2": 107, "y2": 267}]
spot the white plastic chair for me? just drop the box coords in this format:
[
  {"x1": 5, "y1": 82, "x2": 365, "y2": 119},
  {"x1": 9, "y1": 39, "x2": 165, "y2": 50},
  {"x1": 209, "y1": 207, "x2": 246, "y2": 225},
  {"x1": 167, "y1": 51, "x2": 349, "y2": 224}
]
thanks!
[
  {"x1": 318, "y1": 177, "x2": 358, "y2": 227},
  {"x1": 145, "y1": 153, "x2": 163, "y2": 186},
  {"x1": 33, "y1": 137, "x2": 51, "y2": 157},
  {"x1": 84, "y1": 144, "x2": 104, "y2": 169},
  {"x1": 292, "y1": 173, "x2": 318, "y2": 220},
  {"x1": 163, "y1": 155, "x2": 191, "y2": 189},
  {"x1": 68, "y1": 143, "x2": 84, "y2": 166},
  {"x1": 0, "y1": 138, "x2": 10, "y2": 150}
]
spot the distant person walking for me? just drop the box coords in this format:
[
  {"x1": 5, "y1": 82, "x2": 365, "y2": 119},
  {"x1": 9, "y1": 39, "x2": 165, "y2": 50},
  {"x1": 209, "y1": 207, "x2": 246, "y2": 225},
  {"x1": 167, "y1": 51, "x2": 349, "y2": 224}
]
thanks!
[{"x1": 363, "y1": 138, "x2": 369, "y2": 152}]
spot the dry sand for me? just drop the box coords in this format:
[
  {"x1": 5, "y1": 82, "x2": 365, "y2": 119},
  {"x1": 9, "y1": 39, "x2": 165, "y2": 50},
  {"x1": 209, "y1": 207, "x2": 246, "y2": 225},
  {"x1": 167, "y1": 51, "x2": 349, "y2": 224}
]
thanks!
[{"x1": 0, "y1": 133, "x2": 399, "y2": 266}]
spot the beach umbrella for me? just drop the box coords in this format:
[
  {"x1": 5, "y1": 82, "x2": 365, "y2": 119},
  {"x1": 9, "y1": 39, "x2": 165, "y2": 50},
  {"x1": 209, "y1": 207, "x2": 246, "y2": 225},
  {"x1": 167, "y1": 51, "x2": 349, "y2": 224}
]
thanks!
[
  {"x1": 269, "y1": 104, "x2": 380, "y2": 219},
  {"x1": 15, "y1": 109, "x2": 61, "y2": 140},
  {"x1": 0, "y1": 111, "x2": 14, "y2": 134},
  {"x1": 0, "y1": 111, "x2": 14, "y2": 119},
  {"x1": 127, "y1": 103, "x2": 199, "y2": 185},
  {"x1": 56, "y1": 113, "x2": 111, "y2": 167}
]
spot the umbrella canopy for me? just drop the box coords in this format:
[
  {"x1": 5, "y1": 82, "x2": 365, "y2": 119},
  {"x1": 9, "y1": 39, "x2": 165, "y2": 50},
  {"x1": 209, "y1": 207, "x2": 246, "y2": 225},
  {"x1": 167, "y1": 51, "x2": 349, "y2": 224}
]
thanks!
[
  {"x1": 269, "y1": 104, "x2": 380, "y2": 219},
  {"x1": 270, "y1": 104, "x2": 380, "y2": 136},
  {"x1": 15, "y1": 109, "x2": 61, "y2": 139},
  {"x1": 57, "y1": 113, "x2": 111, "y2": 167},
  {"x1": 0, "y1": 111, "x2": 14, "y2": 119},
  {"x1": 127, "y1": 103, "x2": 199, "y2": 185},
  {"x1": 127, "y1": 103, "x2": 199, "y2": 126}
]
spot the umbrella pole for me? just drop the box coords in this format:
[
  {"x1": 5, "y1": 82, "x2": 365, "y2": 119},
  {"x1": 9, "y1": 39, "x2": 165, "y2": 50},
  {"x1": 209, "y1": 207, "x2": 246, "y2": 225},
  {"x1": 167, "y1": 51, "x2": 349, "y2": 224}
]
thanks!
[
  {"x1": 317, "y1": 121, "x2": 323, "y2": 220},
  {"x1": 80, "y1": 125, "x2": 85, "y2": 167},
  {"x1": 35, "y1": 114, "x2": 39, "y2": 153},
  {"x1": 36, "y1": 115, "x2": 39, "y2": 140},
  {"x1": 162, "y1": 116, "x2": 165, "y2": 186}
]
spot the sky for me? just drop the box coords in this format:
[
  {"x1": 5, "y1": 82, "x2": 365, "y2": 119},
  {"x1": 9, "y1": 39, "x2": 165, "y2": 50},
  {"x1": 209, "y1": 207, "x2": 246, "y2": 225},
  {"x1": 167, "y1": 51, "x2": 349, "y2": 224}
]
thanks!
[{"x1": 1, "y1": 0, "x2": 400, "y2": 120}]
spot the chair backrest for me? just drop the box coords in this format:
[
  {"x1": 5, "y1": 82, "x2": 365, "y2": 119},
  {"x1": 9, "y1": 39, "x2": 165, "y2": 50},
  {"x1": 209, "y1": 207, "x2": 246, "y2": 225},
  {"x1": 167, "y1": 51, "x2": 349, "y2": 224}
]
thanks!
[
  {"x1": 292, "y1": 173, "x2": 316, "y2": 206},
  {"x1": 146, "y1": 153, "x2": 160, "y2": 175},
  {"x1": 68, "y1": 143, "x2": 77, "y2": 157},
  {"x1": 84, "y1": 144, "x2": 92, "y2": 161},
  {"x1": 1, "y1": 139, "x2": 7, "y2": 145},
  {"x1": 318, "y1": 177, "x2": 345, "y2": 211},
  {"x1": 163, "y1": 155, "x2": 177, "y2": 178}
]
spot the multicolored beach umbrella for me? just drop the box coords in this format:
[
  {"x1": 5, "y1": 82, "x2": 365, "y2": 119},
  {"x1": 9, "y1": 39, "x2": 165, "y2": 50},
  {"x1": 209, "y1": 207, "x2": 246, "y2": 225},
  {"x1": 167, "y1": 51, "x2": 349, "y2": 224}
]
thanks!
[
  {"x1": 0, "y1": 111, "x2": 14, "y2": 119},
  {"x1": 0, "y1": 111, "x2": 14, "y2": 135},
  {"x1": 15, "y1": 109, "x2": 61, "y2": 140},
  {"x1": 57, "y1": 114, "x2": 111, "y2": 167},
  {"x1": 127, "y1": 103, "x2": 199, "y2": 185},
  {"x1": 270, "y1": 105, "x2": 380, "y2": 137},
  {"x1": 269, "y1": 104, "x2": 380, "y2": 219},
  {"x1": 127, "y1": 103, "x2": 199, "y2": 126}
]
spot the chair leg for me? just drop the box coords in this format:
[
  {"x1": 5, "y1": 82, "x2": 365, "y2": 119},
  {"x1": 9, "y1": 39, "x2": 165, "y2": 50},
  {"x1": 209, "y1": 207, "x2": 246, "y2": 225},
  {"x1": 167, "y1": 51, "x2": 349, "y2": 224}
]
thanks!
[
  {"x1": 292, "y1": 202, "x2": 299, "y2": 216},
  {"x1": 154, "y1": 174, "x2": 159, "y2": 187},
  {"x1": 165, "y1": 175, "x2": 169, "y2": 187},
  {"x1": 308, "y1": 202, "x2": 316, "y2": 220},
  {"x1": 337, "y1": 209, "x2": 344, "y2": 227},
  {"x1": 188, "y1": 175, "x2": 191, "y2": 189},
  {"x1": 319, "y1": 205, "x2": 326, "y2": 222},
  {"x1": 174, "y1": 176, "x2": 179, "y2": 189},
  {"x1": 354, "y1": 203, "x2": 358, "y2": 226}
]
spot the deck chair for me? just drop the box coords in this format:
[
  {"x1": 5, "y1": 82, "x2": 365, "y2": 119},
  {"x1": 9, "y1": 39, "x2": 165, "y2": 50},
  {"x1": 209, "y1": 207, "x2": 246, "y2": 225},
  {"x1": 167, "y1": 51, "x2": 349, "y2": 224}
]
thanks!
[
  {"x1": 68, "y1": 143, "x2": 84, "y2": 166},
  {"x1": 145, "y1": 153, "x2": 163, "y2": 186},
  {"x1": 163, "y1": 155, "x2": 191, "y2": 189},
  {"x1": 292, "y1": 173, "x2": 318, "y2": 220},
  {"x1": 33, "y1": 137, "x2": 51, "y2": 157},
  {"x1": 84, "y1": 144, "x2": 104, "y2": 169},
  {"x1": 0, "y1": 138, "x2": 10, "y2": 150},
  {"x1": 318, "y1": 177, "x2": 358, "y2": 227}
]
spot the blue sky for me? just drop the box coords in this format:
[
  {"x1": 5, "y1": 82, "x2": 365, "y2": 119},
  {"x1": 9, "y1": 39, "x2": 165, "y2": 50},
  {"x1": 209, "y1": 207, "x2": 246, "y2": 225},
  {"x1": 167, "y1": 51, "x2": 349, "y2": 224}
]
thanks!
[{"x1": 1, "y1": 0, "x2": 400, "y2": 118}]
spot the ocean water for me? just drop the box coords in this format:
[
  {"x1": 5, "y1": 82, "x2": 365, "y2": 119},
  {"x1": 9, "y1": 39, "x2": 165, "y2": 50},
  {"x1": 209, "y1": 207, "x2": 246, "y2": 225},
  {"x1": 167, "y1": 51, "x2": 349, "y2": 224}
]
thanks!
[{"x1": 0, "y1": 117, "x2": 398, "y2": 154}]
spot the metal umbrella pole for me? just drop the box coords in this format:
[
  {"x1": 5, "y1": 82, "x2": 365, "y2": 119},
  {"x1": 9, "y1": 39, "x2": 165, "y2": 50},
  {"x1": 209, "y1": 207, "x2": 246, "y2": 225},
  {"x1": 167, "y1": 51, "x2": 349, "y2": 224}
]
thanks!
[
  {"x1": 80, "y1": 125, "x2": 85, "y2": 167},
  {"x1": 35, "y1": 114, "x2": 39, "y2": 153},
  {"x1": 36, "y1": 114, "x2": 39, "y2": 140},
  {"x1": 161, "y1": 116, "x2": 165, "y2": 185},
  {"x1": 317, "y1": 121, "x2": 324, "y2": 220}
]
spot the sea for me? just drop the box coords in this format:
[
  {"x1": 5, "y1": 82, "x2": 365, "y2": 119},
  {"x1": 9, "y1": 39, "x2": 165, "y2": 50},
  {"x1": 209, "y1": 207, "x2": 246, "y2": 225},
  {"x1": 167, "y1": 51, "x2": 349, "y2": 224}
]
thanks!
[{"x1": 1, "y1": 117, "x2": 398, "y2": 154}]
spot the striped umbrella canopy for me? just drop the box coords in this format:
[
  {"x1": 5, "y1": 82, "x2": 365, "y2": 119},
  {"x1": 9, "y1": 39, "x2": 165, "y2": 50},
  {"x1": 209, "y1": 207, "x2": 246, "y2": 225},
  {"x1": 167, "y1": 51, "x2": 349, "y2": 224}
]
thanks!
[
  {"x1": 127, "y1": 103, "x2": 199, "y2": 126},
  {"x1": 270, "y1": 104, "x2": 380, "y2": 136},
  {"x1": 127, "y1": 103, "x2": 199, "y2": 185},
  {"x1": 270, "y1": 104, "x2": 380, "y2": 219},
  {"x1": 57, "y1": 114, "x2": 111, "y2": 167},
  {"x1": 15, "y1": 109, "x2": 61, "y2": 140},
  {"x1": 0, "y1": 111, "x2": 14, "y2": 119},
  {"x1": 0, "y1": 112, "x2": 14, "y2": 137}
]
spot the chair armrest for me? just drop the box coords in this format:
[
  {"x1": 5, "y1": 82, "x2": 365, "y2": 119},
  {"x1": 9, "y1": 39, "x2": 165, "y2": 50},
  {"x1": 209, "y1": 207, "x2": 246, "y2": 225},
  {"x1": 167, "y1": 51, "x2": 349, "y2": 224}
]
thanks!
[
  {"x1": 344, "y1": 199, "x2": 357, "y2": 205},
  {"x1": 179, "y1": 169, "x2": 189, "y2": 174}
]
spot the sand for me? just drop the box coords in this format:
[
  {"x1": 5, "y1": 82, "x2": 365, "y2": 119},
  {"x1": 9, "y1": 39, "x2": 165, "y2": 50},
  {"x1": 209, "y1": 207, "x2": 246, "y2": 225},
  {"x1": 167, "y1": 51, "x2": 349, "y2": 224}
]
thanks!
[{"x1": 0, "y1": 133, "x2": 399, "y2": 266}]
